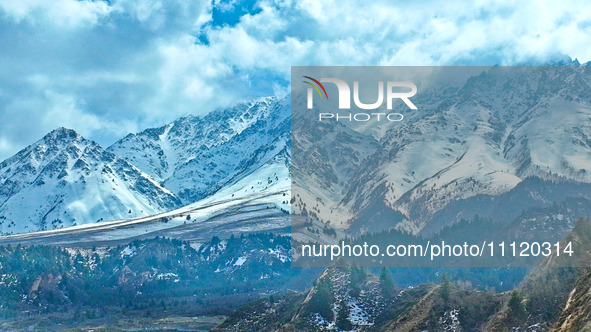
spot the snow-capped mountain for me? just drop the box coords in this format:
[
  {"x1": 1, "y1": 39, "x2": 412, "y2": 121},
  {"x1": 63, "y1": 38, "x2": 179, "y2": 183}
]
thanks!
[
  {"x1": 108, "y1": 97, "x2": 290, "y2": 204},
  {"x1": 293, "y1": 66, "x2": 591, "y2": 234},
  {"x1": 0, "y1": 147, "x2": 291, "y2": 246},
  {"x1": 3, "y1": 66, "x2": 591, "y2": 238},
  {"x1": 0, "y1": 128, "x2": 180, "y2": 235},
  {"x1": 0, "y1": 97, "x2": 291, "y2": 237}
]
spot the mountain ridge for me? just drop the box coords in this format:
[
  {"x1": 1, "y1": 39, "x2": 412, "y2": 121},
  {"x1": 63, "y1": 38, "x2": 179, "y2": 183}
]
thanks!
[
  {"x1": 292, "y1": 66, "x2": 591, "y2": 234},
  {"x1": 0, "y1": 96, "x2": 291, "y2": 235},
  {"x1": 0, "y1": 127, "x2": 181, "y2": 235}
]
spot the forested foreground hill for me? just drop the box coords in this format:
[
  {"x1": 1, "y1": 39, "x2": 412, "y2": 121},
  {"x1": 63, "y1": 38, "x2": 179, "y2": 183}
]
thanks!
[
  {"x1": 215, "y1": 218, "x2": 591, "y2": 332},
  {"x1": 213, "y1": 264, "x2": 505, "y2": 332},
  {"x1": 1, "y1": 219, "x2": 589, "y2": 331},
  {"x1": 214, "y1": 266, "x2": 591, "y2": 332},
  {"x1": 0, "y1": 234, "x2": 318, "y2": 331}
]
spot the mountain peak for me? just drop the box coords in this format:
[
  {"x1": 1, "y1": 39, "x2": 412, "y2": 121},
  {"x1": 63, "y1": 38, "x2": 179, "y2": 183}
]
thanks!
[
  {"x1": 108, "y1": 96, "x2": 290, "y2": 202},
  {"x1": 47, "y1": 126, "x2": 78, "y2": 135},
  {"x1": 43, "y1": 127, "x2": 84, "y2": 144},
  {"x1": 0, "y1": 124, "x2": 180, "y2": 235}
]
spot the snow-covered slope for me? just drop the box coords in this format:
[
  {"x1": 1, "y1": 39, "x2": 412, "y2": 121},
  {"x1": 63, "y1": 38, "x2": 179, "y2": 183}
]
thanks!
[
  {"x1": 0, "y1": 147, "x2": 291, "y2": 246},
  {"x1": 291, "y1": 108, "x2": 379, "y2": 228},
  {"x1": 108, "y1": 97, "x2": 290, "y2": 204},
  {"x1": 293, "y1": 66, "x2": 591, "y2": 233},
  {"x1": 387, "y1": 67, "x2": 591, "y2": 231},
  {"x1": 0, "y1": 128, "x2": 180, "y2": 235},
  {"x1": 0, "y1": 97, "x2": 291, "y2": 237},
  {"x1": 3, "y1": 66, "x2": 591, "y2": 238}
]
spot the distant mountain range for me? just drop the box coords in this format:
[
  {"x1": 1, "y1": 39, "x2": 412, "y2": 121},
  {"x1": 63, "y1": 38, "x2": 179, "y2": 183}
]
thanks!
[
  {"x1": 1, "y1": 64, "x2": 591, "y2": 331},
  {"x1": 2, "y1": 65, "x2": 591, "y2": 240},
  {"x1": 0, "y1": 97, "x2": 289, "y2": 235},
  {"x1": 293, "y1": 65, "x2": 591, "y2": 236}
]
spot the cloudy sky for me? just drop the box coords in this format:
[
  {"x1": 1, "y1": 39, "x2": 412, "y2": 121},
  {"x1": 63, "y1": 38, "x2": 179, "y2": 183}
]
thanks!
[{"x1": 0, "y1": 0, "x2": 590, "y2": 160}]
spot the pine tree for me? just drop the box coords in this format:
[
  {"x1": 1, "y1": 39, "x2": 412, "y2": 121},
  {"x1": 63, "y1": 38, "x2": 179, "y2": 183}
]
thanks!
[
  {"x1": 508, "y1": 291, "x2": 527, "y2": 321},
  {"x1": 309, "y1": 279, "x2": 334, "y2": 320},
  {"x1": 336, "y1": 299, "x2": 353, "y2": 331},
  {"x1": 379, "y1": 267, "x2": 396, "y2": 298},
  {"x1": 441, "y1": 273, "x2": 451, "y2": 301}
]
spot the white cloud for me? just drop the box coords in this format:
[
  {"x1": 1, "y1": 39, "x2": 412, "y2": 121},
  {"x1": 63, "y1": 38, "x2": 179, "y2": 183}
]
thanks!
[
  {"x1": 1, "y1": 0, "x2": 591, "y2": 161},
  {"x1": 41, "y1": 90, "x2": 137, "y2": 140},
  {"x1": 0, "y1": 0, "x2": 111, "y2": 28},
  {"x1": 0, "y1": 136, "x2": 12, "y2": 160},
  {"x1": 213, "y1": 0, "x2": 240, "y2": 13},
  {"x1": 110, "y1": 0, "x2": 212, "y2": 31},
  {"x1": 200, "y1": 0, "x2": 591, "y2": 68}
]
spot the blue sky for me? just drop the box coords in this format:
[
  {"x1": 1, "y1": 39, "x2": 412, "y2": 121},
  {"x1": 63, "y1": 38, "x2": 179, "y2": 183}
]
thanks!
[{"x1": 0, "y1": 0, "x2": 590, "y2": 160}]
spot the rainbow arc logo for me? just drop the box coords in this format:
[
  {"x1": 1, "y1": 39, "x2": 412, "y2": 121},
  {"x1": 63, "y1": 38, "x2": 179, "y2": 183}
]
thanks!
[{"x1": 302, "y1": 76, "x2": 328, "y2": 100}]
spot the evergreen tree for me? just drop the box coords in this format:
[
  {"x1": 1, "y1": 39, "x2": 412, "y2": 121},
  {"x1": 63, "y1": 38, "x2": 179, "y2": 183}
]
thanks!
[
  {"x1": 440, "y1": 273, "x2": 451, "y2": 304},
  {"x1": 379, "y1": 267, "x2": 396, "y2": 298},
  {"x1": 349, "y1": 263, "x2": 366, "y2": 297},
  {"x1": 336, "y1": 299, "x2": 353, "y2": 331},
  {"x1": 508, "y1": 291, "x2": 527, "y2": 321},
  {"x1": 308, "y1": 279, "x2": 334, "y2": 320}
]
